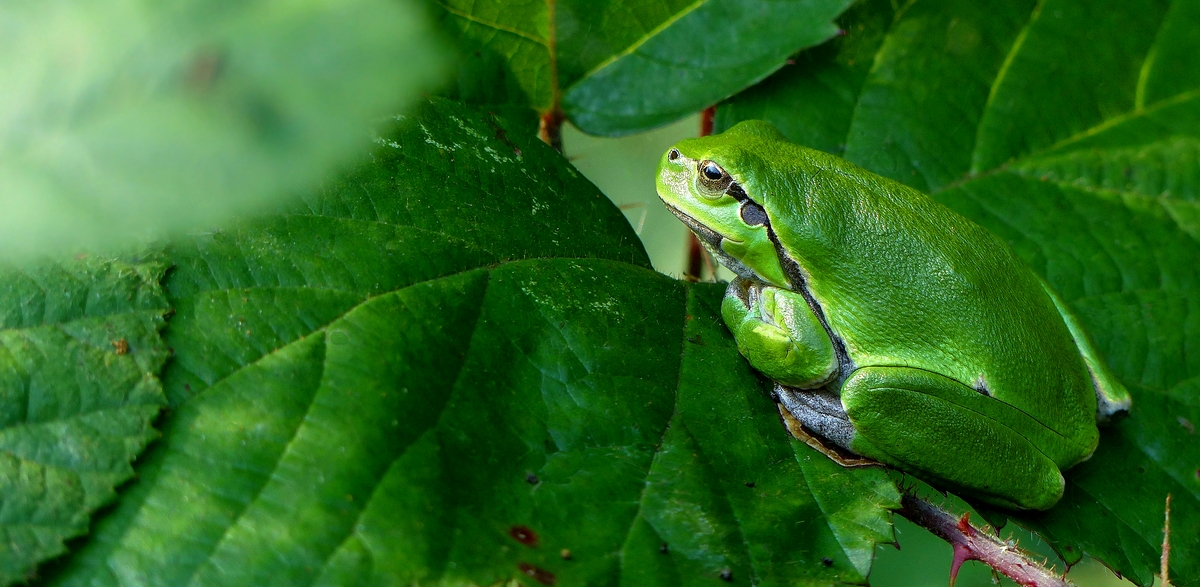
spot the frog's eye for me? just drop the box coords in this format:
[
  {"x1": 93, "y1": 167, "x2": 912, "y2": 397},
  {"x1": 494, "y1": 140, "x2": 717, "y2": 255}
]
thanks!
[
  {"x1": 668, "y1": 148, "x2": 681, "y2": 162},
  {"x1": 701, "y1": 161, "x2": 724, "y2": 180},
  {"x1": 696, "y1": 160, "x2": 733, "y2": 195}
]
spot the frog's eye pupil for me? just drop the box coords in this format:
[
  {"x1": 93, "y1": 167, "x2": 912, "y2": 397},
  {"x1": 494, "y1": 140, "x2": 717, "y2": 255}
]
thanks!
[
  {"x1": 668, "y1": 149, "x2": 681, "y2": 162},
  {"x1": 701, "y1": 161, "x2": 724, "y2": 180}
]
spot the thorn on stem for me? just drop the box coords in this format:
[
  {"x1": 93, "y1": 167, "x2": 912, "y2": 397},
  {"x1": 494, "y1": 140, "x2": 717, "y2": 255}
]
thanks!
[
  {"x1": 956, "y1": 511, "x2": 972, "y2": 534},
  {"x1": 949, "y1": 543, "x2": 972, "y2": 587},
  {"x1": 898, "y1": 489, "x2": 1069, "y2": 587}
]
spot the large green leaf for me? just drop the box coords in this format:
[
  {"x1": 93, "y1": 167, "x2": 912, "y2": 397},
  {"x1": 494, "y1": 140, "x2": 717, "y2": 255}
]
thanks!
[
  {"x1": 37, "y1": 99, "x2": 898, "y2": 586},
  {"x1": 719, "y1": 0, "x2": 1200, "y2": 584},
  {"x1": 0, "y1": 0, "x2": 446, "y2": 259},
  {"x1": 435, "y1": 0, "x2": 854, "y2": 136},
  {"x1": 0, "y1": 254, "x2": 169, "y2": 585}
]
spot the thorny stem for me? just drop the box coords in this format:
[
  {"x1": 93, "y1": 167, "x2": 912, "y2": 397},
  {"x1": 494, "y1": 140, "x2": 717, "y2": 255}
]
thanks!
[
  {"x1": 684, "y1": 106, "x2": 718, "y2": 281},
  {"x1": 897, "y1": 490, "x2": 1071, "y2": 587}
]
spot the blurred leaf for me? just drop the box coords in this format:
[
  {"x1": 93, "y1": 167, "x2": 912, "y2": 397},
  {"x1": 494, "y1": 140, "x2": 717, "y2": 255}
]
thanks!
[
  {"x1": 718, "y1": 0, "x2": 1200, "y2": 584},
  {"x1": 0, "y1": 0, "x2": 447, "y2": 259},
  {"x1": 38, "y1": 98, "x2": 899, "y2": 586},
  {"x1": 434, "y1": 0, "x2": 854, "y2": 136},
  {"x1": 0, "y1": 254, "x2": 169, "y2": 585}
]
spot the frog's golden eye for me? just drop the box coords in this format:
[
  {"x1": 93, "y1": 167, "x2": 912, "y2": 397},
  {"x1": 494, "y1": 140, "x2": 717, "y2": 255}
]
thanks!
[
  {"x1": 701, "y1": 161, "x2": 724, "y2": 180},
  {"x1": 697, "y1": 160, "x2": 733, "y2": 195}
]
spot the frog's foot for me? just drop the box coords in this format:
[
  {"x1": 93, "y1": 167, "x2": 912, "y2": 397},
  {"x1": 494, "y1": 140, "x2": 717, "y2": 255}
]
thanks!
[
  {"x1": 840, "y1": 366, "x2": 1065, "y2": 511},
  {"x1": 775, "y1": 384, "x2": 857, "y2": 452},
  {"x1": 721, "y1": 278, "x2": 838, "y2": 389},
  {"x1": 777, "y1": 402, "x2": 879, "y2": 468}
]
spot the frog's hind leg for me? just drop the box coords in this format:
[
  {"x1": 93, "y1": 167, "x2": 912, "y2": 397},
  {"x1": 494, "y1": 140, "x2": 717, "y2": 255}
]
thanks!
[
  {"x1": 1037, "y1": 278, "x2": 1132, "y2": 423},
  {"x1": 840, "y1": 366, "x2": 1065, "y2": 511}
]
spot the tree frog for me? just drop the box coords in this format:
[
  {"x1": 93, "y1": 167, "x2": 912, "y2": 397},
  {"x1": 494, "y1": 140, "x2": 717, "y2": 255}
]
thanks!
[{"x1": 656, "y1": 120, "x2": 1131, "y2": 510}]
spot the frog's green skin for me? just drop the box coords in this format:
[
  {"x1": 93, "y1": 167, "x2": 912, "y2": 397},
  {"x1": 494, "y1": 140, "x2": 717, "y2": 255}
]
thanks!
[{"x1": 656, "y1": 121, "x2": 1131, "y2": 511}]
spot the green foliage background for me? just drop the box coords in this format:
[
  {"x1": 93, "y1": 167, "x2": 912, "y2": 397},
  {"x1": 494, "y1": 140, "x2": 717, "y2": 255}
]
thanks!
[{"x1": 1, "y1": 0, "x2": 1196, "y2": 586}]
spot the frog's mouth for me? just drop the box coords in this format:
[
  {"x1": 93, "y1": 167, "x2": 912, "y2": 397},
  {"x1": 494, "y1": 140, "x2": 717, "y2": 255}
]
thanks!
[{"x1": 660, "y1": 200, "x2": 761, "y2": 283}]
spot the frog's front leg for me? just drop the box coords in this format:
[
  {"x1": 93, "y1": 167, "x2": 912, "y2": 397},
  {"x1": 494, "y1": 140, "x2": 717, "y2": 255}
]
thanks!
[
  {"x1": 721, "y1": 278, "x2": 838, "y2": 388},
  {"x1": 840, "y1": 367, "x2": 1065, "y2": 510}
]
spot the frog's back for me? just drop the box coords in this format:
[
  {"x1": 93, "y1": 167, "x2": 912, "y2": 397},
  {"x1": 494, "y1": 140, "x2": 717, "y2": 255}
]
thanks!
[{"x1": 758, "y1": 145, "x2": 1099, "y2": 464}]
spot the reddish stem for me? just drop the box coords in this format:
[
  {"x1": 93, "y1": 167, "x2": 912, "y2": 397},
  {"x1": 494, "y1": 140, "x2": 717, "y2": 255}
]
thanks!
[
  {"x1": 898, "y1": 491, "x2": 1071, "y2": 587},
  {"x1": 700, "y1": 105, "x2": 716, "y2": 137},
  {"x1": 684, "y1": 233, "x2": 704, "y2": 282},
  {"x1": 539, "y1": 109, "x2": 564, "y2": 153},
  {"x1": 684, "y1": 105, "x2": 719, "y2": 280},
  {"x1": 539, "y1": 0, "x2": 563, "y2": 153}
]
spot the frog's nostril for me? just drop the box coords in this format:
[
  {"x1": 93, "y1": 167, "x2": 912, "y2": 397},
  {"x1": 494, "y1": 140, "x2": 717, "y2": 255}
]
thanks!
[{"x1": 668, "y1": 149, "x2": 681, "y2": 162}]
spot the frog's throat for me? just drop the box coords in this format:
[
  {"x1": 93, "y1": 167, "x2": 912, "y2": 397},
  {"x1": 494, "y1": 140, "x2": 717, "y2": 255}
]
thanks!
[{"x1": 660, "y1": 200, "x2": 762, "y2": 283}]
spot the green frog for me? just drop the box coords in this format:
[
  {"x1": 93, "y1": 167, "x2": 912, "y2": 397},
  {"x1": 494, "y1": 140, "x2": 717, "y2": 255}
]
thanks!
[{"x1": 655, "y1": 120, "x2": 1130, "y2": 510}]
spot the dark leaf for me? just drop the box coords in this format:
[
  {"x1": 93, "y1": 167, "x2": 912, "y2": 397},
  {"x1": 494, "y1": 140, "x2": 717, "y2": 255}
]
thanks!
[{"x1": 39, "y1": 99, "x2": 898, "y2": 586}]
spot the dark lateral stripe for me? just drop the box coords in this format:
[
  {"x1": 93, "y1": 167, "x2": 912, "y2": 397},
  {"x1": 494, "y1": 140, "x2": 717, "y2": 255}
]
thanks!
[{"x1": 726, "y1": 181, "x2": 748, "y2": 201}]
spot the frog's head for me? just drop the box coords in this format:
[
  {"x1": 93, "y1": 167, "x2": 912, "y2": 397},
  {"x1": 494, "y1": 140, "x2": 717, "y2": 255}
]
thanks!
[{"x1": 656, "y1": 120, "x2": 793, "y2": 288}]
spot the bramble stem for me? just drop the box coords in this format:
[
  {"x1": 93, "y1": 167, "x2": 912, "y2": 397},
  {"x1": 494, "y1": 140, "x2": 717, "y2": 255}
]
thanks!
[{"x1": 897, "y1": 490, "x2": 1071, "y2": 587}]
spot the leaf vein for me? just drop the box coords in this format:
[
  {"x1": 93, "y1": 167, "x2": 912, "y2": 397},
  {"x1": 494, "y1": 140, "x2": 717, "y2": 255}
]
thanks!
[
  {"x1": 968, "y1": 0, "x2": 1046, "y2": 172},
  {"x1": 435, "y1": 2, "x2": 548, "y2": 46},
  {"x1": 566, "y1": 0, "x2": 709, "y2": 93},
  {"x1": 1009, "y1": 88, "x2": 1200, "y2": 169},
  {"x1": 177, "y1": 332, "x2": 325, "y2": 587},
  {"x1": 841, "y1": 0, "x2": 920, "y2": 151},
  {"x1": 309, "y1": 267, "x2": 491, "y2": 587},
  {"x1": 616, "y1": 285, "x2": 688, "y2": 572},
  {"x1": 1133, "y1": 2, "x2": 1174, "y2": 111}
]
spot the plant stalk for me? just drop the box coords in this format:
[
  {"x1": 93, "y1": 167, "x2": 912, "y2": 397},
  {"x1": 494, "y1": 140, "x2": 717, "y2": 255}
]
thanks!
[
  {"x1": 897, "y1": 490, "x2": 1071, "y2": 587},
  {"x1": 683, "y1": 105, "x2": 718, "y2": 281}
]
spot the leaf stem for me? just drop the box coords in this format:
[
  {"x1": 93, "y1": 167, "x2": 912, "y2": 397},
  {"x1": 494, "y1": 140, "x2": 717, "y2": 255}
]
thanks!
[
  {"x1": 684, "y1": 234, "x2": 704, "y2": 282},
  {"x1": 700, "y1": 105, "x2": 715, "y2": 137},
  {"x1": 540, "y1": 108, "x2": 564, "y2": 153},
  {"x1": 897, "y1": 490, "x2": 1071, "y2": 587},
  {"x1": 538, "y1": 0, "x2": 564, "y2": 152},
  {"x1": 684, "y1": 105, "x2": 718, "y2": 281}
]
